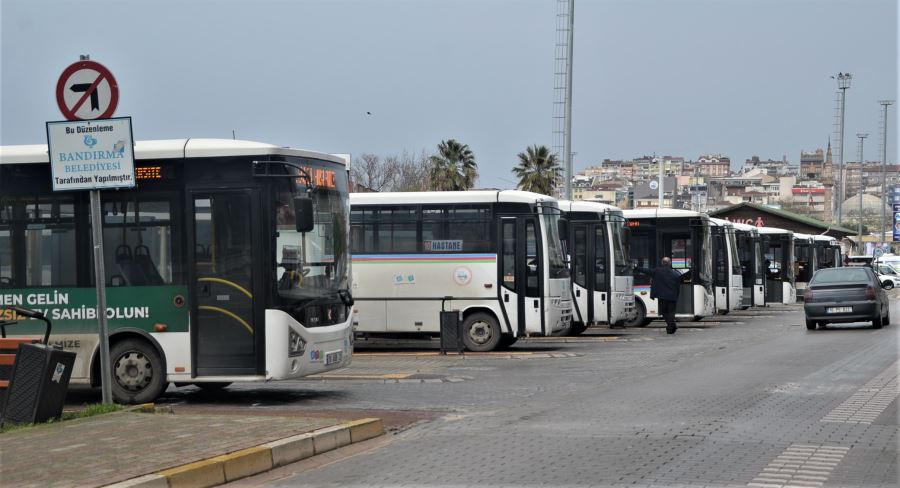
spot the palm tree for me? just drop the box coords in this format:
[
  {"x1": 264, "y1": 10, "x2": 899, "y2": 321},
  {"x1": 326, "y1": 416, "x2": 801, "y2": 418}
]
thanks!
[
  {"x1": 513, "y1": 145, "x2": 560, "y2": 195},
  {"x1": 428, "y1": 139, "x2": 478, "y2": 191}
]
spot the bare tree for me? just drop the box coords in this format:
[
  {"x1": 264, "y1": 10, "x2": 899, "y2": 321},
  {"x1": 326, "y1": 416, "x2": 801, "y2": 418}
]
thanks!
[
  {"x1": 350, "y1": 153, "x2": 398, "y2": 192},
  {"x1": 392, "y1": 150, "x2": 431, "y2": 192}
]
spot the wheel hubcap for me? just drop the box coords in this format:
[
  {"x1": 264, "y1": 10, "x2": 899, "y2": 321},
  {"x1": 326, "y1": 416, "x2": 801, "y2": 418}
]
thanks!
[
  {"x1": 114, "y1": 351, "x2": 152, "y2": 391},
  {"x1": 468, "y1": 320, "x2": 493, "y2": 345}
]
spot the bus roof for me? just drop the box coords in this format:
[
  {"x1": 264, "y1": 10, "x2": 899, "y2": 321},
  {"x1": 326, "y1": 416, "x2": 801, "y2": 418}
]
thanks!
[
  {"x1": 756, "y1": 226, "x2": 792, "y2": 235},
  {"x1": 557, "y1": 200, "x2": 623, "y2": 215},
  {"x1": 793, "y1": 232, "x2": 815, "y2": 241},
  {"x1": 812, "y1": 235, "x2": 838, "y2": 242},
  {"x1": 622, "y1": 208, "x2": 706, "y2": 219},
  {"x1": 730, "y1": 222, "x2": 759, "y2": 232},
  {"x1": 0, "y1": 138, "x2": 347, "y2": 166},
  {"x1": 709, "y1": 217, "x2": 733, "y2": 227},
  {"x1": 350, "y1": 190, "x2": 556, "y2": 205}
]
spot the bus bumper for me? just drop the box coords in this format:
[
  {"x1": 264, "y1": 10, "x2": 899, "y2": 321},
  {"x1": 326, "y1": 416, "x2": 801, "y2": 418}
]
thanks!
[{"x1": 265, "y1": 310, "x2": 353, "y2": 380}]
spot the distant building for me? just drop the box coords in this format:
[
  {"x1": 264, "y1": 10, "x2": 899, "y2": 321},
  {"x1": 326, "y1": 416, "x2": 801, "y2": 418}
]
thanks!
[
  {"x1": 695, "y1": 154, "x2": 731, "y2": 178},
  {"x1": 632, "y1": 177, "x2": 677, "y2": 208},
  {"x1": 798, "y1": 142, "x2": 834, "y2": 184},
  {"x1": 743, "y1": 155, "x2": 792, "y2": 176}
]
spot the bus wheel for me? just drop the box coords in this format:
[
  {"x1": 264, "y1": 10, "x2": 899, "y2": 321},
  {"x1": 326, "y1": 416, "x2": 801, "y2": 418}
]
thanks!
[
  {"x1": 568, "y1": 322, "x2": 588, "y2": 336},
  {"x1": 110, "y1": 338, "x2": 166, "y2": 404},
  {"x1": 462, "y1": 313, "x2": 501, "y2": 352},
  {"x1": 625, "y1": 302, "x2": 648, "y2": 327},
  {"x1": 497, "y1": 334, "x2": 519, "y2": 349}
]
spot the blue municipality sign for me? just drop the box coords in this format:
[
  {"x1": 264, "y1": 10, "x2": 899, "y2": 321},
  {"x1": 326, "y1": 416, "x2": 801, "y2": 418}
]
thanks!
[{"x1": 893, "y1": 203, "x2": 900, "y2": 242}]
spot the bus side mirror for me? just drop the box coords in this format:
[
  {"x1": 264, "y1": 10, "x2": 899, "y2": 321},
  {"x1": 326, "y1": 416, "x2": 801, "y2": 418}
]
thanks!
[{"x1": 294, "y1": 196, "x2": 315, "y2": 233}]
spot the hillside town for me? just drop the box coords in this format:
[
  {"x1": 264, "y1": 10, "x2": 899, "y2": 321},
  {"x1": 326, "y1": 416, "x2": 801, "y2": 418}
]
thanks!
[{"x1": 570, "y1": 146, "x2": 899, "y2": 245}]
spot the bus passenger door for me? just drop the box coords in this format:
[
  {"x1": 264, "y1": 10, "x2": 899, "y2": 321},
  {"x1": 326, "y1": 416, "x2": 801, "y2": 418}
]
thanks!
[
  {"x1": 592, "y1": 225, "x2": 609, "y2": 324},
  {"x1": 499, "y1": 217, "x2": 543, "y2": 335},
  {"x1": 571, "y1": 223, "x2": 590, "y2": 325},
  {"x1": 191, "y1": 191, "x2": 261, "y2": 376}
]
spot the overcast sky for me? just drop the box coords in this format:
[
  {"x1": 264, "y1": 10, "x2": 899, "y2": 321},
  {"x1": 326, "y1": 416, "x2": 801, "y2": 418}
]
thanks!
[{"x1": 1, "y1": 0, "x2": 897, "y2": 189}]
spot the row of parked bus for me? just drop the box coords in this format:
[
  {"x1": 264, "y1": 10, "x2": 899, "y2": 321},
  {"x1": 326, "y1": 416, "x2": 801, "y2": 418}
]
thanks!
[
  {"x1": 0, "y1": 139, "x2": 845, "y2": 404},
  {"x1": 349, "y1": 192, "x2": 844, "y2": 350}
]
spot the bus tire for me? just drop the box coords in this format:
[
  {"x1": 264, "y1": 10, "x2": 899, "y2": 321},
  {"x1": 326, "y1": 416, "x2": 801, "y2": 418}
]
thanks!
[
  {"x1": 462, "y1": 312, "x2": 502, "y2": 352},
  {"x1": 497, "y1": 334, "x2": 519, "y2": 349},
  {"x1": 110, "y1": 338, "x2": 167, "y2": 404},
  {"x1": 568, "y1": 322, "x2": 588, "y2": 336},
  {"x1": 625, "y1": 301, "x2": 648, "y2": 327}
]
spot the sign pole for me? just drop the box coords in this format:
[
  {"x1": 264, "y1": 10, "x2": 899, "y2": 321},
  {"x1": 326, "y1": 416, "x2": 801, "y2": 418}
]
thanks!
[{"x1": 90, "y1": 189, "x2": 113, "y2": 404}]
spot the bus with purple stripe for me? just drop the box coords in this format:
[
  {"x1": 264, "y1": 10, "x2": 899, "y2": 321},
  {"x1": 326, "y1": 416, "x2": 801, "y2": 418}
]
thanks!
[
  {"x1": 557, "y1": 200, "x2": 634, "y2": 334},
  {"x1": 622, "y1": 209, "x2": 716, "y2": 326},
  {"x1": 350, "y1": 191, "x2": 573, "y2": 351}
]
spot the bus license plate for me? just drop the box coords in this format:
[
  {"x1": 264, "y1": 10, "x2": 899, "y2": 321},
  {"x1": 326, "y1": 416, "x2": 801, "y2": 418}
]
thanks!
[
  {"x1": 325, "y1": 350, "x2": 343, "y2": 365},
  {"x1": 826, "y1": 307, "x2": 852, "y2": 314}
]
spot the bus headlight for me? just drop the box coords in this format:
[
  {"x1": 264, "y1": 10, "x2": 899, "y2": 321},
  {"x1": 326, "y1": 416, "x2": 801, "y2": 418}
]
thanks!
[{"x1": 288, "y1": 327, "x2": 306, "y2": 357}]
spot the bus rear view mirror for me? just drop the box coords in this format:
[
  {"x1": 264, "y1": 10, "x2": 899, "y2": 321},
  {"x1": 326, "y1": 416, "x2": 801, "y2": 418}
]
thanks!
[{"x1": 294, "y1": 196, "x2": 315, "y2": 233}]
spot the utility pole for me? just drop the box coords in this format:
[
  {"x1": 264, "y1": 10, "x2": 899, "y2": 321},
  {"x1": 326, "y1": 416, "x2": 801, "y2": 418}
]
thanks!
[
  {"x1": 563, "y1": 0, "x2": 575, "y2": 200},
  {"x1": 856, "y1": 133, "x2": 868, "y2": 238},
  {"x1": 878, "y1": 100, "x2": 894, "y2": 246},
  {"x1": 834, "y1": 73, "x2": 852, "y2": 226}
]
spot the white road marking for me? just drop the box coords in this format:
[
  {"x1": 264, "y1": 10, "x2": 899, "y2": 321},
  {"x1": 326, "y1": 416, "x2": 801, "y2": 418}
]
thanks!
[
  {"x1": 821, "y1": 360, "x2": 899, "y2": 424},
  {"x1": 748, "y1": 444, "x2": 849, "y2": 488}
]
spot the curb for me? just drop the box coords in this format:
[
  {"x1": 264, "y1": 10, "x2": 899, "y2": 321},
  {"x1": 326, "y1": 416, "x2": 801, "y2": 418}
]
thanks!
[{"x1": 105, "y1": 417, "x2": 385, "y2": 488}]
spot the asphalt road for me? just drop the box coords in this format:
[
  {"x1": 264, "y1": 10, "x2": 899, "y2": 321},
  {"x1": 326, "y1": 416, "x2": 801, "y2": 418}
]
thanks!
[{"x1": 124, "y1": 300, "x2": 900, "y2": 487}]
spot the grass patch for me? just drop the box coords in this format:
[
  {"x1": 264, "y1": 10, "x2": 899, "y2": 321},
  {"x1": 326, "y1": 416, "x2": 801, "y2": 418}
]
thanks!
[{"x1": 1, "y1": 403, "x2": 123, "y2": 434}]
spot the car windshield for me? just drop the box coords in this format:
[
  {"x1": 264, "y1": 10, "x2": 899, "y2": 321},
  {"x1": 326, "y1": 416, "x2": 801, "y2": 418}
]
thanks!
[{"x1": 811, "y1": 268, "x2": 870, "y2": 285}]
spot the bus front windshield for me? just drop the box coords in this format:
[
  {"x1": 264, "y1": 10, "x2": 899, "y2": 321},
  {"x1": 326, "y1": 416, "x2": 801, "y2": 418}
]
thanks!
[
  {"x1": 541, "y1": 209, "x2": 569, "y2": 280},
  {"x1": 609, "y1": 217, "x2": 631, "y2": 276},
  {"x1": 274, "y1": 164, "x2": 350, "y2": 307}
]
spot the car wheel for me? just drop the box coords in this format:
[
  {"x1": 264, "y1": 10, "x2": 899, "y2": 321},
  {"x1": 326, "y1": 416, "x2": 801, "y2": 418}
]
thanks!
[
  {"x1": 805, "y1": 319, "x2": 816, "y2": 330},
  {"x1": 884, "y1": 308, "x2": 890, "y2": 326},
  {"x1": 625, "y1": 301, "x2": 648, "y2": 327},
  {"x1": 110, "y1": 338, "x2": 167, "y2": 405},
  {"x1": 872, "y1": 314, "x2": 883, "y2": 329},
  {"x1": 462, "y1": 312, "x2": 502, "y2": 352},
  {"x1": 883, "y1": 281, "x2": 894, "y2": 290}
]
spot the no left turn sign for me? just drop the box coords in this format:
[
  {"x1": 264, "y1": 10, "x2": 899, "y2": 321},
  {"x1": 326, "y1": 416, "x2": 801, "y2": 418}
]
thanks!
[{"x1": 56, "y1": 60, "x2": 119, "y2": 121}]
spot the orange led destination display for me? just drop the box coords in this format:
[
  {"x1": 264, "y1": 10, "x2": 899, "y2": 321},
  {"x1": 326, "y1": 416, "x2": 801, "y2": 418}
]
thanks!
[
  {"x1": 135, "y1": 166, "x2": 162, "y2": 180},
  {"x1": 296, "y1": 166, "x2": 337, "y2": 189}
]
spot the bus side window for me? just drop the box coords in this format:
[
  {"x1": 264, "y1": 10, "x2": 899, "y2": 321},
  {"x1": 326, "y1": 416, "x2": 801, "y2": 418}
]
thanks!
[
  {"x1": 525, "y1": 221, "x2": 539, "y2": 297},
  {"x1": 573, "y1": 226, "x2": 587, "y2": 287}
]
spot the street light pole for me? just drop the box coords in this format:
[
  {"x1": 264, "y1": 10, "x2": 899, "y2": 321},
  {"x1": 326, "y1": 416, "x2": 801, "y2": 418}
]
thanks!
[
  {"x1": 857, "y1": 133, "x2": 868, "y2": 239},
  {"x1": 878, "y1": 100, "x2": 894, "y2": 246},
  {"x1": 835, "y1": 73, "x2": 852, "y2": 226}
]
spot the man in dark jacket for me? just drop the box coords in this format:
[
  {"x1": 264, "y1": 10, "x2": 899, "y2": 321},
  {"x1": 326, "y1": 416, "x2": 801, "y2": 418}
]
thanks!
[{"x1": 636, "y1": 257, "x2": 683, "y2": 334}]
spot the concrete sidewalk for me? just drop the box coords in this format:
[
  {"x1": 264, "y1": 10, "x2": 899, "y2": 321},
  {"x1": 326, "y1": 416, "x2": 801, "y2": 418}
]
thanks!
[{"x1": 0, "y1": 407, "x2": 383, "y2": 488}]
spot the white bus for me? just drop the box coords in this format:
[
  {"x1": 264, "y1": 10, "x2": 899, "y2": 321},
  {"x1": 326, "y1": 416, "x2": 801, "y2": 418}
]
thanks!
[
  {"x1": 813, "y1": 235, "x2": 842, "y2": 269},
  {"x1": 793, "y1": 233, "x2": 818, "y2": 300},
  {"x1": 623, "y1": 209, "x2": 716, "y2": 325},
  {"x1": 709, "y1": 218, "x2": 744, "y2": 313},
  {"x1": 557, "y1": 200, "x2": 634, "y2": 334},
  {"x1": 0, "y1": 139, "x2": 354, "y2": 403},
  {"x1": 731, "y1": 222, "x2": 766, "y2": 308},
  {"x1": 758, "y1": 226, "x2": 796, "y2": 304},
  {"x1": 349, "y1": 191, "x2": 573, "y2": 351}
]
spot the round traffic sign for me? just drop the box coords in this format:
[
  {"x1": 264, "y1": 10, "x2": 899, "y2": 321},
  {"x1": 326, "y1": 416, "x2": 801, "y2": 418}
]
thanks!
[{"x1": 55, "y1": 60, "x2": 119, "y2": 121}]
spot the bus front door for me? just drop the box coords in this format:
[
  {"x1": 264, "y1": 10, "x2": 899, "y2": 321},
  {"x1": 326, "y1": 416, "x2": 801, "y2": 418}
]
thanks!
[
  {"x1": 571, "y1": 223, "x2": 609, "y2": 325},
  {"x1": 191, "y1": 191, "x2": 262, "y2": 376},
  {"x1": 499, "y1": 216, "x2": 543, "y2": 336}
]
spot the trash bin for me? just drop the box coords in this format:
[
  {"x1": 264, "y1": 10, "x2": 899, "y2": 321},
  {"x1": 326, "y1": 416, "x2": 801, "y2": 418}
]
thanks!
[
  {"x1": 1, "y1": 307, "x2": 76, "y2": 425},
  {"x1": 440, "y1": 310, "x2": 463, "y2": 354}
]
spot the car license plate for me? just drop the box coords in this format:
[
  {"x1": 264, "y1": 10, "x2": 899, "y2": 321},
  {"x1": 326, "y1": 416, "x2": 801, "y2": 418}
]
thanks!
[
  {"x1": 325, "y1": 350, "x2": 343, "y2": 365},
  {"x1": 826, "y1": 307, "x2": 852, "y2": 314}
]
